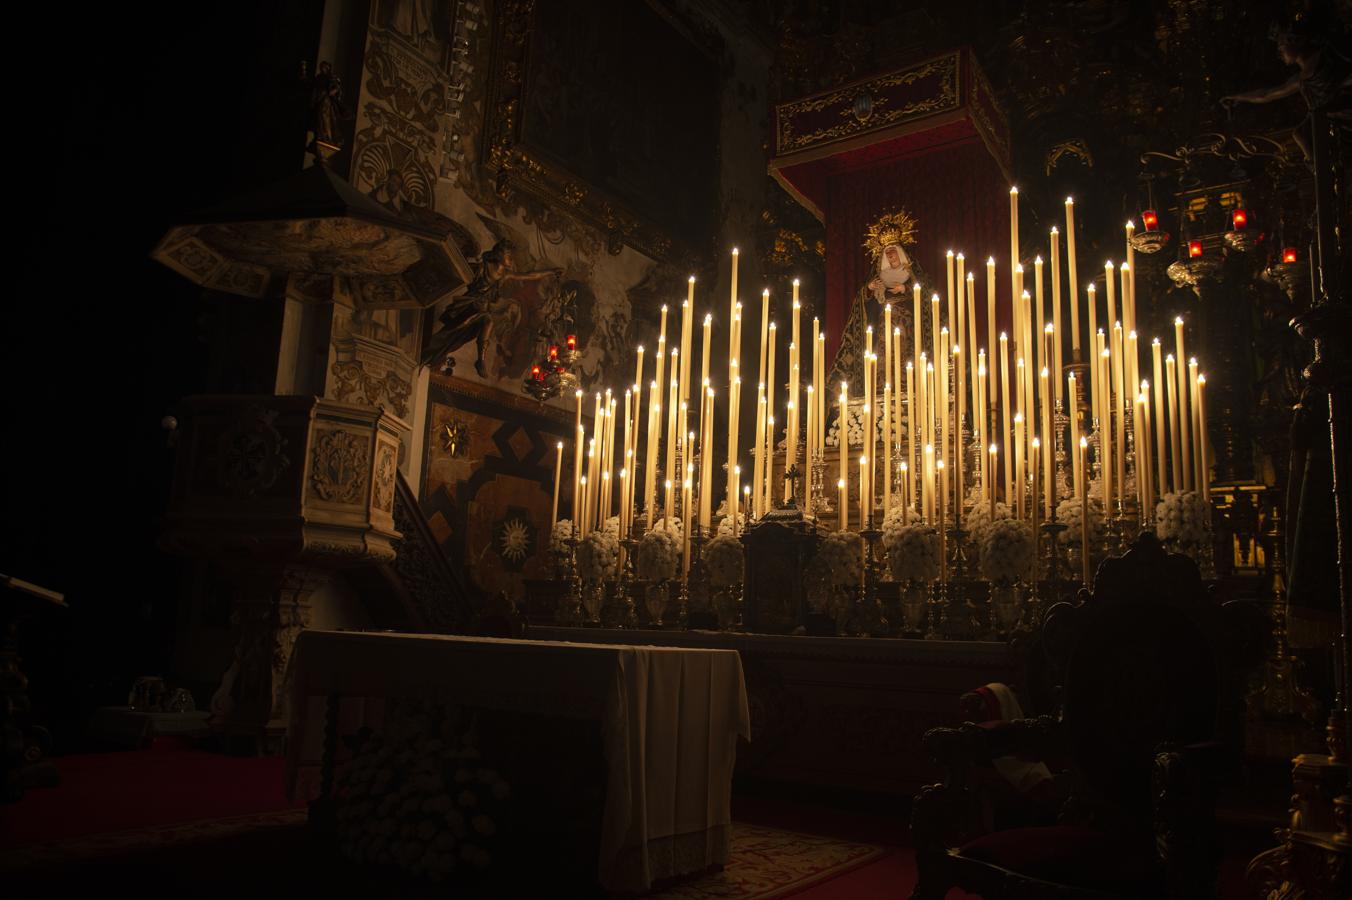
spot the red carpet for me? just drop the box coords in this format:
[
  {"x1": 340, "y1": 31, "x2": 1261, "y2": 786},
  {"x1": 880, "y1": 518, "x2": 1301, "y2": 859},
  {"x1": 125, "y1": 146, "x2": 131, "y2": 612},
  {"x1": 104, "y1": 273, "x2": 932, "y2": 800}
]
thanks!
[
  {"x1": 0, "y1": 742, "x2": 301, "y2": 847},
  {"x1": 1, "y1": 748, "x2": 1254, "y2": 898}
]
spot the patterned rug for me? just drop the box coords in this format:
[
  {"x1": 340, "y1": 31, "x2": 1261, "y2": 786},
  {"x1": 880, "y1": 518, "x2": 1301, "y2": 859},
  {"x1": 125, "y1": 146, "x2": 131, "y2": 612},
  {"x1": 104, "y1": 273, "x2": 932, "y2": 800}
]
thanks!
[
  {"x1": 0, "y1": 808, "x2": 309, "y2": 872},
  {"x1": 653, "y1": 823, "x2": 891, "y2": 899},
  {"x1": 2, "y1": 813, "x2": 887, "y2": 898}
]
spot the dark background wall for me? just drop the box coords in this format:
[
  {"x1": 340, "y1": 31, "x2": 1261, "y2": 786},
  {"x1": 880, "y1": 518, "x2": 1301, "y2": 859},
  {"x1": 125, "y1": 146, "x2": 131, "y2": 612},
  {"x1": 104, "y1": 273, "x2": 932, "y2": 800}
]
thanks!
[{"x1": 4, "y1": 3, "x2": 324, "y2": 747}]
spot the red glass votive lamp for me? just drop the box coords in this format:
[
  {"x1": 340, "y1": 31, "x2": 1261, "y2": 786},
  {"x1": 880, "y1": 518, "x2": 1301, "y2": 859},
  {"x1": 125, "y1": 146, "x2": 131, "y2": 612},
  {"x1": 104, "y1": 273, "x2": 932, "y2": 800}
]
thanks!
[
  {"x1": 1188, "y1": 240, "x2": 1203, "y2": 258},
  {"x1": 1141, "y1": 210, "x2": 1160, "y2": 232},
  {"x1": 1231, "y1": 208, "x2": 1248, "y2": 230},
  {"x1": 531, "y1": 364, "x2": 542, "y2": 380},
  {"x1": 1282, "y1": 247, "x2": 1298, "y2": 264},
  {"x1": 566, "y1": 334, "x2": 577, "y2": 352},
  {"x1": 548, "y1": 345, "x2": 559, "y2": 361}
]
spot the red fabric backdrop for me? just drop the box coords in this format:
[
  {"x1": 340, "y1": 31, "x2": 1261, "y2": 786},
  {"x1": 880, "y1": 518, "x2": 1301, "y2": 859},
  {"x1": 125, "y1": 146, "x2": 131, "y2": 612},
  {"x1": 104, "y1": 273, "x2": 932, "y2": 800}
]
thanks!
[{"x1": 822, "y1": 132, "x2": 1011, "y2": 361}]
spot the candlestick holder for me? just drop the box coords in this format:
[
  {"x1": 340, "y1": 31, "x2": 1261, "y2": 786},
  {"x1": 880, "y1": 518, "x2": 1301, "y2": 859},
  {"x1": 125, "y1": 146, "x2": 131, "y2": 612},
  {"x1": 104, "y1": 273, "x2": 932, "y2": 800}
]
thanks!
[
  {"x1": 676, "y1": 578, "x2": 690, "y2": 630},
  {"x1": 1123, "y1": 406, "x2": 1138, "y2": 514},
  {"x1": 1040, "y1": 518, "x2": 1068, "y2": 577},
  {"x1": 925, "y1": 580, "x2": 950, "y2": 640},
  {"x1": 685, "y1": 527, "x2": 715, "y2": 628},
  {"x1": 1017, "y1": 576, "x2": 1046, "y2": 636},
  {"x1": 858, "y1": 523, "x2": 889, "y2": 636},
  {"x1": 811, "y1": 450, "x2": 830, "y2": 520},
  {"x1": 1105, "y1": 503, "x2": 1127, "y2": 559},
  {"x1": 617, "y1": 536, "x2": 639, "y2": 628},
  {"x1": 1054, "y1": 401, "x2": 1071, "y2": 499},
  {"x1": 558, "y1": 536, "x2": 583, "y2": 625}
]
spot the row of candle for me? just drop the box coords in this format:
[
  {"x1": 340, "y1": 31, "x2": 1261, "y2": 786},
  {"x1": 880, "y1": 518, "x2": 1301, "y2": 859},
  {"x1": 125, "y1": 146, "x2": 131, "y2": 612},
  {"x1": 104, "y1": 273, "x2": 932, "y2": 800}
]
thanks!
[{"x1": 548, "y1": 191, "x2": 1215, "y2": 562}]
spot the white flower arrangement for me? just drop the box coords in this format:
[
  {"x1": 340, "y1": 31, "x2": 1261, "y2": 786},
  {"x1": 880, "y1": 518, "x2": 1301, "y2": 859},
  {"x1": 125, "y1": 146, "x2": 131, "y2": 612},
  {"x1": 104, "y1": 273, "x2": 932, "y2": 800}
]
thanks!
[
  {"x1": 602, "y1": 515, "x2": 621, "y2": 536},
  {"x1": 704, "y1": 534, "x2": 745, "y2": 587},
  {"x1": 577, "y1": 529, "x2": 619, "y2": 582},
  {"x1": 1155, "y1": 490, "x2": 1209, "y2": 545},
  {"x1": 814, "y1": 530, "x2": 865, "y2": 587},
  {"x1": 978, "y1": 518, "x2": 1036, "y2": 582},
  {"x1": 1054, "y1": 495, "x2": 1105, "y2": 546},
  {"x1": 825, "y1": 400, "x2": 885, "y2": 449},
  {"x1": 651, "y1": 515, "x2": 682, "y2": 541},
  {"x1": 549, "y1": 518, "x2": 575, "y2": 550},
  {"x1": 636, "y1": 529, "x2": 679, "y2": 582},
  {"x1": 964, "y1": 501, "x2": 1012, "y2": 558},
  {"x1": 715, "y1": 511, "x2": 746, "y2": 537},
  {"x1": 881, "y1": 520, "x2": 941, "y2": 583},
  {"x1": 333, "y1": 702, "x2": 509, "y2": 881}
]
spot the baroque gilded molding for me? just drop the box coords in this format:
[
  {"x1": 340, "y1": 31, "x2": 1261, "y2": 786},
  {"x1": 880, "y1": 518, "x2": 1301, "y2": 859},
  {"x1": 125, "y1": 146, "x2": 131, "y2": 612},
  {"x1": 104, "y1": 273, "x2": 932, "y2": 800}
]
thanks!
[{"x1": 774, "y1": 52, "x2": 960, "y2": 157}]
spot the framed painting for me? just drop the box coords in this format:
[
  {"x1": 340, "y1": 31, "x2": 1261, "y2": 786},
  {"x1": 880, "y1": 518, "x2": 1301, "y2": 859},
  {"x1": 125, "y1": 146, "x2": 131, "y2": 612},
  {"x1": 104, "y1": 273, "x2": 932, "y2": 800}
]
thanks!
[{"x1": 483, "y1": 0, "x2": 720, "y2": 261}]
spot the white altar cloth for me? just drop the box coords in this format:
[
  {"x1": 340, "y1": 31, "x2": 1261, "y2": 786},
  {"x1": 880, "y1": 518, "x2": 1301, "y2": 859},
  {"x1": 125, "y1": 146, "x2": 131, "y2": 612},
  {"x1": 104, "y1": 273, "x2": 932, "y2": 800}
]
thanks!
[{"x1": 285, "y1": 630, "x2": 750, "y2": 892}]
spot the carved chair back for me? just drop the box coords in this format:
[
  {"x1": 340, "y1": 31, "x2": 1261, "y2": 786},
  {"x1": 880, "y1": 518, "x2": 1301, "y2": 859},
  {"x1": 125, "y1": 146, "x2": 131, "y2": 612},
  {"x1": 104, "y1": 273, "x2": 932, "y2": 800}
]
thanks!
[{"x1": 1040, "y1": 532, "x2": 1257, "y2": 837}]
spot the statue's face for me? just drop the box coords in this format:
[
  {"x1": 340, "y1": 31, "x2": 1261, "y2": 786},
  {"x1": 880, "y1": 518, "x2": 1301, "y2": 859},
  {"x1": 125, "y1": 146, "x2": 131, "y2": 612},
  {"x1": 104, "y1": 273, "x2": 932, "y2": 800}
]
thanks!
[
  {"x1": 1277, "y1": 35, "x2": 1305, "y2": 66},
  {"x1": 885, "y1": 246, "x2": 902, "y2": 268}
]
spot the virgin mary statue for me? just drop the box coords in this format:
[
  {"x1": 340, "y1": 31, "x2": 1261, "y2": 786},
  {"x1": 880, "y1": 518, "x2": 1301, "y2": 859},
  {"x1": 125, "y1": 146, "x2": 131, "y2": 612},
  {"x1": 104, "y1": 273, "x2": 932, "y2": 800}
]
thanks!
[{"x1": 827, "y1": 209, "x2": 929, "y2": 389}]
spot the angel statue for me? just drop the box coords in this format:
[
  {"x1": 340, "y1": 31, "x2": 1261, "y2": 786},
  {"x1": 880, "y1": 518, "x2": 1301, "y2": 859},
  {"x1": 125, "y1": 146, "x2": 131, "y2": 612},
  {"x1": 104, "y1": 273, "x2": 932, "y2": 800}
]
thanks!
[
  {"x1": 1220, "y1": 17, "x2": 1350, "y2": 163},
  {"x1": 826, "y1": 209, "x2": 926, "y2": 389},
  {"x1": 420, "y1": 239, "x2": 562, "y2": 377}
]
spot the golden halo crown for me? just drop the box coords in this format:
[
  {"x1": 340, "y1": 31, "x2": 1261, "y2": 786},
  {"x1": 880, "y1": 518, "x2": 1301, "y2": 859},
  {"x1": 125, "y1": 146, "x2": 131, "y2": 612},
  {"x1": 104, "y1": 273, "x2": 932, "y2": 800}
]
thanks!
[{"x1": 864, "y1": 210, "x2": 918, "y2": 260}]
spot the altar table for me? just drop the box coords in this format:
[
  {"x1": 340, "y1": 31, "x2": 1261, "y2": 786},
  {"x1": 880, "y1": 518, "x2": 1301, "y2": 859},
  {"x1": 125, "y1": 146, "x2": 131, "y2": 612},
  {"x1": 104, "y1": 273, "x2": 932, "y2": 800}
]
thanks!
[{"x1": 285, "y1": 630, "x2": 751, "y2": 892}]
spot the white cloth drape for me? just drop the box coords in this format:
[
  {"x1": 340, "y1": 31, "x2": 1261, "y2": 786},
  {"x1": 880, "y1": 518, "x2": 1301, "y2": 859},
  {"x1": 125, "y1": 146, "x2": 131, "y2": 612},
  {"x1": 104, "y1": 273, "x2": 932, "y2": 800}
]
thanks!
[{"x1": 285, "y1": 631, "x2": 750, "y2": 892}]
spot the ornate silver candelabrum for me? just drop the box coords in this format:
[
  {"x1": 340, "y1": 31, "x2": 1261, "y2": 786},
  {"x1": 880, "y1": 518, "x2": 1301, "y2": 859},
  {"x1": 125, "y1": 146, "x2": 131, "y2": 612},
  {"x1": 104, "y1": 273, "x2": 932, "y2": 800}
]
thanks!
[
  {"x1": 686, "y1": 526, "x2": 711, "y2": 626},
  {"x1": 811, "y1": 449, "x2": 829, "y2": 520},
  {"x1": 925, "y1": 579, "x2": 949, "y2": 640},
  {"x1": 616, "y1": 534, "x2": 639, "y2": 628},
  {"x1": 1055, "y1": 400, "x2": 1071, "y2": 500},
  {"x1": 858, "y1": 522, "x2": 889, "y2": 636},
  {"x1": 559, "y1": 535, "x2": 583, "y2": 625}
]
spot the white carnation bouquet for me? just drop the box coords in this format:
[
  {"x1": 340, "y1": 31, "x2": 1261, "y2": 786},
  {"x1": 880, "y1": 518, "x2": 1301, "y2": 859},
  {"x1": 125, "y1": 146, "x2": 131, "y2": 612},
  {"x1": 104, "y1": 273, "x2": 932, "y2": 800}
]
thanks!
[
  {"x1": 549, "y1": 518, "x2": 575, "y2": 550},
  {"x1": 882, "y1": 519, "x2": 941, "y2": 583},
  {"x1": 825, "y1": 400, "x2": 884, "y2": 449},
  {"x1": 979, "y1": 518, "x2": 1036, "y2": 582},
  {"x1": 703, "y1": 534, "x2": 744, "y2": 587},
  {"x1": 334, "y1": 701, "x2": 509, "y2": 880},
  {"x1": 715, "y1": 511, "x2": 746, "y2": 536},
  {"x1": 636, "y1": 529, "x2": 679, "y2": 582},
  {"x1": 577, "y1": 529, "x2": 619, "y2": 582},
  {"x1": 1055, "y1": 495, "x2": 1105, "y2": 546},
  {"x1": 964, "y1": 501, "x2": 1011, "y2": 559},
  {"x1": 814, "y1": 530, "x2": 865, "y2": 587},
  {"x1": 651, "y1": 515, "x2": 683, "y2": 541},
  {"x1": 1155, "y1": 490, "x2": 1209, "y2": 545}
]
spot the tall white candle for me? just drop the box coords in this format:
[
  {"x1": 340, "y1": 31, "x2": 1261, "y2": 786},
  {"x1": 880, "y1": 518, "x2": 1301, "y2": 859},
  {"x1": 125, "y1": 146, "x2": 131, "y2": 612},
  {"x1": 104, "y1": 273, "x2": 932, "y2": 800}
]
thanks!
[
  {"x1": 1175, "y1": 317, "x2": 1191, "y2": 491},
  {"x1": 1065, "y1": 197, "x2": 1079, "y2": 355}
]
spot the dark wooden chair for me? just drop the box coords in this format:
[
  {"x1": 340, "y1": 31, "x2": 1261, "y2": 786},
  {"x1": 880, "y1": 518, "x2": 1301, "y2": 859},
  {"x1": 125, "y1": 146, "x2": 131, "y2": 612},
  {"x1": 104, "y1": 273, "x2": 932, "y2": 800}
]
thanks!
[{"x1": 910, "y1": 532, "x2": 1264, "y2": 899}]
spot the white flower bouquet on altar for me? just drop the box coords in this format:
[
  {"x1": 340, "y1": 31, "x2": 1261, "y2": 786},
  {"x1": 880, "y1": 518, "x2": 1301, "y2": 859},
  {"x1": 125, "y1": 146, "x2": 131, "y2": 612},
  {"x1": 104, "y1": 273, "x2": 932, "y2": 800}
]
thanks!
[
  {"x1": 881, "y1": 517, "x2": 941, "y2": 583},
  {"x1": 577, "y1": 528, "x2": 619, "y2": 583},
  {"x1": 825, "y1": 401, "x2": 884, "y2": 449},
  {"x1": 814, "y1": 530, "x2": 865, "y2": 588},
  {"x1": 1054, "y1": 495, "x2": 1105, "y2": 546},
  {"x1": 549, "y1": 518, "x2": 575, "y2": 551},
  {"x1": 333, "y1": 700, "x2": 509, "y2": 880},
  {"x1": 715, "y1": 509, "x2": 746, "y2": 536},
  {"x1": 651, "y1": 515, "x2": 683, "y2": 541},
  {"x1": 636, "y1": 529, "x2": 679, "y2": 582},
  {"x1": 978, "y1": 518, "x2": 1036, "y2": 582},
  {"x1": 703, "y1": 534, "x2": 745, "y2": 587},
  {"x1": 1155, "y1": 490, "x2": 1209, "y2": 546},
  {"x1": 964, "y1": 501, "x2": 1011, "y2": 562}
]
